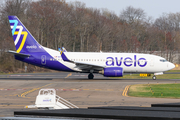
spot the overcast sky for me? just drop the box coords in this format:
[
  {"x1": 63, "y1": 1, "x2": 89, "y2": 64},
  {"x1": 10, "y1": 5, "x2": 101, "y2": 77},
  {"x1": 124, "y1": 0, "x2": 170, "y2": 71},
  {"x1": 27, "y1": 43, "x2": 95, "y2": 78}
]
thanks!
[{"x1": 65, "y1": 0, "x2": 180, "y2": 19}]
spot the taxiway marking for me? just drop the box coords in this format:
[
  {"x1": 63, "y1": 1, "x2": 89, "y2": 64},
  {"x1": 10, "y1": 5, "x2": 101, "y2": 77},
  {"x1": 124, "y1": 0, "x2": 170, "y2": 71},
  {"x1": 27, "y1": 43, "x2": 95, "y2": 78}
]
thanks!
[
  {"x1": 0, "y1": 88, "x2": 123, "y2": 94},
  {"x1": 122, "y1": 85, "x2": 130, "y2": 97},
  {"x1": 65, "y1": 73, "x2": 72, "y2": 78},
  {"x1": 0, "y1": 105, "x2": 26, "y2": 107},
  {"x1": 56, "y1": 88, "x2": 123, "y2": 92},
  {"x1": 18, "y1": 83, "x2": 53, "y2": 98},
  {"x1": 0, "y1": 88, "x2": 26, "y2": 91}
]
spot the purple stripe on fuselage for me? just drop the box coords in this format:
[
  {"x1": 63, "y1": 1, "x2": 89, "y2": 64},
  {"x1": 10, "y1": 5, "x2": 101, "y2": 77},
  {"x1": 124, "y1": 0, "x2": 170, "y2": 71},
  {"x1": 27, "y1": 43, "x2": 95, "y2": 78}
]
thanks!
[{"x1": 15, "y1": 52, "x2": 74, "y2": 72}]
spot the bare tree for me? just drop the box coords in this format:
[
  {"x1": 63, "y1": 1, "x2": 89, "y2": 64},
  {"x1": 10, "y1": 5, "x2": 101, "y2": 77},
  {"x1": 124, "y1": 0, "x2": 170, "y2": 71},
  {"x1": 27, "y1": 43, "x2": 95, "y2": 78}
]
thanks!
[{"x1": 120, "y1": 6, "x2": 146, "y2": 25}]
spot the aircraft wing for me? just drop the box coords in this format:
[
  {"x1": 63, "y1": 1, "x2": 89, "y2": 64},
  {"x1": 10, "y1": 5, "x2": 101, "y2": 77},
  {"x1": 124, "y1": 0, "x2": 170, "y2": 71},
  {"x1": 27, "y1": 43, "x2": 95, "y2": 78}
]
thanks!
[
  {"x1": 61, "y1": 52, "x2": 105, "y2": 71},
  {"x1": 8, "y1": 50, "x2": 30, "y2": 57},
  {"x1": 74, "y1": 61, "x2": 105, "y2": 71}
]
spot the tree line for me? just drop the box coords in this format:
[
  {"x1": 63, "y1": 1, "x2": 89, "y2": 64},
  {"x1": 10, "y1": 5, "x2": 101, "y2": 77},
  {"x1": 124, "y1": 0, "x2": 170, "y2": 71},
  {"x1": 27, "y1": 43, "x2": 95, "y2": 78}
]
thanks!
[{"x1": 0, "y1": 0, "x2": 180, "y2": 73}]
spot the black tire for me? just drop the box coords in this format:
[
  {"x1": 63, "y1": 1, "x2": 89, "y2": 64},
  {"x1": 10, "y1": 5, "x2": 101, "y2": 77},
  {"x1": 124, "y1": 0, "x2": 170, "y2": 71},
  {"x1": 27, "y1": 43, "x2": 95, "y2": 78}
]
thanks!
[
  {"x1": 152, "y1": 76, "x2": 156, "y2": 80},
  {"x1": 88, "y1": 73, "x2": 94, "y2": 79}
]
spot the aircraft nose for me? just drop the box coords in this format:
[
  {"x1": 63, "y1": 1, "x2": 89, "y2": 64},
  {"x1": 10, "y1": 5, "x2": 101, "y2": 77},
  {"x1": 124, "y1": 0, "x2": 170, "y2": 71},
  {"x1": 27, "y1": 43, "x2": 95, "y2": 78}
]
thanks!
[{"x1": 168, "y1": 62, "x2": 175, "y2": 70}]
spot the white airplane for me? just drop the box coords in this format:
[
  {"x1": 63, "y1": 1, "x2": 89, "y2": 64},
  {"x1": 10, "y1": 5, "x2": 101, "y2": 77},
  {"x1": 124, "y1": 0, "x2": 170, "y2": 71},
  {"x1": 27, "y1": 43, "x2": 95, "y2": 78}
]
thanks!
[{"x1": 8, "y1": 16, "x2": 175, "y2": 80}]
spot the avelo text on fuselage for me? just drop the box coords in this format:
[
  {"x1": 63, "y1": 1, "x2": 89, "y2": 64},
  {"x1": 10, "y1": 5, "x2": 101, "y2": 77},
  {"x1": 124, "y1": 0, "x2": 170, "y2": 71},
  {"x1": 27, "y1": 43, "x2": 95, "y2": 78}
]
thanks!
[{"x1": 106, "y1": 55, "x2": 147, "y2": 67}]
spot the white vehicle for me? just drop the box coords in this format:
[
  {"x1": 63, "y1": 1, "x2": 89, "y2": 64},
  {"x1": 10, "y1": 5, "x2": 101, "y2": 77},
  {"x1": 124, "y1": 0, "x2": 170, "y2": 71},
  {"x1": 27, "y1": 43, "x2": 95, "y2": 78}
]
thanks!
[
  {"x1": 26, "y1": 88, "x2": 78, "y2": 109},
  {"x1": 8, "y1": 16, "x2": 175, "y2": 80}
]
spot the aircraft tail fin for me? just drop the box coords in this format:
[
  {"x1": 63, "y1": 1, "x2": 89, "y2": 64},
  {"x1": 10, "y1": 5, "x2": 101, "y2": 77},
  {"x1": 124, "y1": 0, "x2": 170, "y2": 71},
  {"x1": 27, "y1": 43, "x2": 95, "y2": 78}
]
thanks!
[{"x1": 8, "y1": 16, "x2": 44, "y2": 53}]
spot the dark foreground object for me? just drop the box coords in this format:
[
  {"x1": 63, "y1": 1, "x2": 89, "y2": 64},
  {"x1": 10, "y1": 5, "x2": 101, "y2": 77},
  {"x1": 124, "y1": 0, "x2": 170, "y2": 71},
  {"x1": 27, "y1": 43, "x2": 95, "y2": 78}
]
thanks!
[
  {"x1": 14, "y1": 103, "x2": 180, "y2": 120},
  {"x1": 151, "y1": 102, "x2": 180, "y2": 108}
]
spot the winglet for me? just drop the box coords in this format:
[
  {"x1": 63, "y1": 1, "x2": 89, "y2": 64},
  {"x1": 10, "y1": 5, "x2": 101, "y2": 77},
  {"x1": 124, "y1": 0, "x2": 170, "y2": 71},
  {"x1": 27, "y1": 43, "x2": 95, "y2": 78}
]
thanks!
[
  {"x1": 58, "y1": 48, "x2": 61, "y2": 52},
  {"x1": 62, "y1": 47, "x2": 67, "y2": 52},
  {"x1": 61, "y1": 51, "x2": 72, "y2": 62}
]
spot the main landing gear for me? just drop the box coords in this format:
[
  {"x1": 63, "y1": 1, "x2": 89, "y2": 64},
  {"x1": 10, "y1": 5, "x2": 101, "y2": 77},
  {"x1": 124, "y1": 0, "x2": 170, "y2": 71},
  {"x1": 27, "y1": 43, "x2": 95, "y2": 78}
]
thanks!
[
  {"x1": 88, "y1": 73, "x2": 94, "y2": 79},
  {"x1": 152, "y1": 75, "x2": 156, "y2": 80}
]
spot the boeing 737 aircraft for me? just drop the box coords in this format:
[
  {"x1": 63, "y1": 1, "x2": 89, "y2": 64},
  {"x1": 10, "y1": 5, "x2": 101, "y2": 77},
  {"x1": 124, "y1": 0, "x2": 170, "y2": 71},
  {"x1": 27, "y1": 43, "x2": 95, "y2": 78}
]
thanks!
[{"x1": 8, "y1": 16, "x2": 175, "y2": 80}]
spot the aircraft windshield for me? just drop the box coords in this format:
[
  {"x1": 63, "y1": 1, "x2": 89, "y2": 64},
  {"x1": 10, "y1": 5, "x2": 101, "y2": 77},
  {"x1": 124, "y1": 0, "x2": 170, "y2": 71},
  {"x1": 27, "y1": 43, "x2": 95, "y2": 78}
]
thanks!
[{"x1": 160, "y1": 59, "x2": 167, "y2": 62}]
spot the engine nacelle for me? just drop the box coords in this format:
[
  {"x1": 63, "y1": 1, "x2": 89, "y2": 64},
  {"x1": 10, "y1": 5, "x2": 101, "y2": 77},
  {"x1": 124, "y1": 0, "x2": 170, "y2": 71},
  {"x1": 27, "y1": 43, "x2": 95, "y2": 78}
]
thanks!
[{"x1": 99, "y1": 67, "x2": 123, "y2": 77}]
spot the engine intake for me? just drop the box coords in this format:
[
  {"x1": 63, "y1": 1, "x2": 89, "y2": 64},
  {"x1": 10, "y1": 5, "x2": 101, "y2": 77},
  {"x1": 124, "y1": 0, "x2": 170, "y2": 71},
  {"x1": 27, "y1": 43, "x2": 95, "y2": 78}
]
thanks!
[{"x1": 99, "y1": 67, "x2": 123, "y2": 77}]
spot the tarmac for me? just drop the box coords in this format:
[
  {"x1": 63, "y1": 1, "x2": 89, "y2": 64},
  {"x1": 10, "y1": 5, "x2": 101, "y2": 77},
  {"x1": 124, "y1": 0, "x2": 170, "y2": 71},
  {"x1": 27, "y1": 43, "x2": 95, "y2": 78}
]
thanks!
[{"x1": 0, "y1": 72, "x2": 180, "y2": 118}]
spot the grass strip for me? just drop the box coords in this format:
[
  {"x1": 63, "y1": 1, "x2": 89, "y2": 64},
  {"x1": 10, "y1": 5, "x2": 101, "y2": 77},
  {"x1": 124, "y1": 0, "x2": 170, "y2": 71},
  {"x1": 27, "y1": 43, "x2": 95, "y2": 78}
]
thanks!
[
  {"x1": 121, "y1": 73, "x2": 180, "y2": 79},
  {"x1": 129, "y1": 83, "x2": 180, "y2": 98}
]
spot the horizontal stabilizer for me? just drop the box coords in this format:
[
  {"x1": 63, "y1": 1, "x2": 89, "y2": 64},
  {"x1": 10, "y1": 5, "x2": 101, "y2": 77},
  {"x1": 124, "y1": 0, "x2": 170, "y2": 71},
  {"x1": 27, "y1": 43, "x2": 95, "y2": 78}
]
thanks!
[{"x1": 8, "y1": 50, "x2": 30, "y2": 57}]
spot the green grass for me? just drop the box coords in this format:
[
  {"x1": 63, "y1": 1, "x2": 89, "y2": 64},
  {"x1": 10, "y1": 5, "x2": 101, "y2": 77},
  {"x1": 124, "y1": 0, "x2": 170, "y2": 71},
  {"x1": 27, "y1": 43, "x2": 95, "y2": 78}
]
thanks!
[
  {"x1": 129, "y1": 84, "x2": 180, "y2": 98},
  {"x1": 165, "y1": 70, "x2": 180, "y2": 72},
  {"x1": 120, "y1": 73, "x2": 180, "y2": 79},
  {"x1": 153, "y1": 74, "x2": 180, "y2": 79},
  {"x1": 122, "y1": 70, "x2": 180, "y2": 79}
]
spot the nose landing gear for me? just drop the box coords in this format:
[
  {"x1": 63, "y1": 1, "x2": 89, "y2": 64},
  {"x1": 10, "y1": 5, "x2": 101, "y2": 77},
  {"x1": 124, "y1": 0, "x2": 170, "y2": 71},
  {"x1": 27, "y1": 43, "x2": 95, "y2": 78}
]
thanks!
[{"x1": 152, "y1": 75, "x2": 156, "y2": 80}]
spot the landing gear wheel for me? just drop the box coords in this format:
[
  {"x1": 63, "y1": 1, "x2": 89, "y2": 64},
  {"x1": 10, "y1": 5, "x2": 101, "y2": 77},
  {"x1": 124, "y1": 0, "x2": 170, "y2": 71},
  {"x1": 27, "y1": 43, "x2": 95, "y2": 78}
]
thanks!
[
  {"x1": 88, "y1": 73, "x2": 94, "y2": 79},
  {"x1": 152, "y1": 75, "x2": 156, "y2": 80}
]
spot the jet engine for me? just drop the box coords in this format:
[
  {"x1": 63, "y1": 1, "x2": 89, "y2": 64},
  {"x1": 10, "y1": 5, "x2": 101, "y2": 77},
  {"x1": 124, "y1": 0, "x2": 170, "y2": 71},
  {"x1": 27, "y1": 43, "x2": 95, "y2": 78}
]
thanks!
[{"x1": 99, "y1": 67, "x2": 123, "y2": 77}]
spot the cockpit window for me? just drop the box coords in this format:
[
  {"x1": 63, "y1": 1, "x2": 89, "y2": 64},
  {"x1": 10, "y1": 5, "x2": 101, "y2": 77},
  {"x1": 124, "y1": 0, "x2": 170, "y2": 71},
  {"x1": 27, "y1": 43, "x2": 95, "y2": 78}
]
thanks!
[{"x1": 160, "y1": 59, "x2": 167, "y2": 62}]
